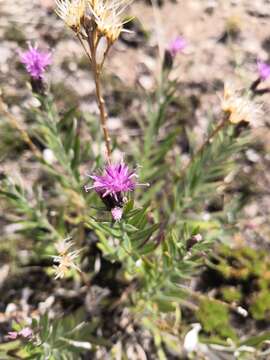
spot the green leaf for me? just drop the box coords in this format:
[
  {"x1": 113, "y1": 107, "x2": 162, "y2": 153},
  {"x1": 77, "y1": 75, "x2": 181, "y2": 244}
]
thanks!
[
  {"x1": 240, "y1": 331, "x2": 270, "y2": 347},
  {"x1": 130, "y1": 224, "x2": 159, "y2": 243}
]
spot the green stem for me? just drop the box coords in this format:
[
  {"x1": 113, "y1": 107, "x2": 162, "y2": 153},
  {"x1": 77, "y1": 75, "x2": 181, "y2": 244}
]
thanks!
[{"x1": 178, "y1": 114, "x2": 229, "y2": 180}]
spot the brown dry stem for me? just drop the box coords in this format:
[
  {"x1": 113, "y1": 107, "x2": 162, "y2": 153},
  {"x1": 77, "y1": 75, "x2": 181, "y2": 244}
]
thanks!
[
  {"x1": 78, "y1": 26, "x2": 112, "y2": 161},
  {"x1": 89, "y1": 34, "x2": 112, "y2": 160}
]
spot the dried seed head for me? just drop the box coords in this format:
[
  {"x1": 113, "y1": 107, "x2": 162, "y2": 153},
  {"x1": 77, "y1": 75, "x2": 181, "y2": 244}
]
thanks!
[
  {"x1": 55, "y1": 236, "x2": 74, "y2": 255},
  {"x1": 55, "y1": 0, "x2": 86, "y2": 33},
  {"x1": 87, "y1": 0, "x2": 133, "y2": 43},
  {"x1": 221, "y1": 83, "x2": 262, "y2": 125},
  {"x1": 53, "y1": 237, "x2": 81, "y2": 279}
]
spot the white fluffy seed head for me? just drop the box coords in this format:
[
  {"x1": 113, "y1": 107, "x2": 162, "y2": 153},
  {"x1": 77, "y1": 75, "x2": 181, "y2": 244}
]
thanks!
[
  {"x1": 221, "y1": 82, "x2": 262, "y2": 126},
  {"x1": 55, "y1": 0, "x2": 86, "y2": 32},
  {"x1": 53, "y1": 237, "x2": 81, "y2": 279},
  {"x1": 87, "y1": 0, "x2": 133, "y2": 42}
]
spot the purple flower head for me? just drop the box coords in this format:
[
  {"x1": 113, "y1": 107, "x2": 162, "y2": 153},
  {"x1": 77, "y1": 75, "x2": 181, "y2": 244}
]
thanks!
[
  {"x1": 257, "y1": 60, "x2": 270, "y2": 81},
  {"x1": 167, "y1": 36, "x2": 187, "y2": 57},
  {"x1": 85, "y1": 162, "x2": 138, "y2": 200},
  {"x1": 19, "y1": 327, "x2": 32, "y2": 339},
  {"x1": 85, "y1": 161, "x2": 149, "y2": 220},
  {"x1": 7, "y1": 331, "x2": 19, "y2": 340},
  {"x1": 19, "y1": 43, "x2": 51, "y2": 80},
  {"x1": 7, "y1": 327, "x2": 32, "y2": 341}
]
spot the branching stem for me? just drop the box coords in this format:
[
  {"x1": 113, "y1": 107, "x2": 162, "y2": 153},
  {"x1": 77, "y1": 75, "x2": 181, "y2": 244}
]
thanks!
[
  {"x1": 192, "y1": 115, "x2": 228, "y2": 161},
  {"x1": 77, "y1": 33, "x2": 92, "y2": 65},
  {"x1": 180, "y1": 285, "x2": 248, "y2": 317},
  {"x1": 179, "y1": 114, "x2": 229, "y2": 179}
]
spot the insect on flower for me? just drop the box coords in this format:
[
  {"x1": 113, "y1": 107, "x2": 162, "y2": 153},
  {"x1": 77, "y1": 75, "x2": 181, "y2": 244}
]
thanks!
[
  {"x1": 85, "y1": 161, "x2": 148, "y2": 220},
  {"x1": 53, "y1": 237, "x2": 81, "y2": 279}
]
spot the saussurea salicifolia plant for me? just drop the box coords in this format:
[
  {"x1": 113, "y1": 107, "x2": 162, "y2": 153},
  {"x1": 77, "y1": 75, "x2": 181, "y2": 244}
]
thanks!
[{"x1": 0, "y1": 0, "x2": 267, "y2": 358}]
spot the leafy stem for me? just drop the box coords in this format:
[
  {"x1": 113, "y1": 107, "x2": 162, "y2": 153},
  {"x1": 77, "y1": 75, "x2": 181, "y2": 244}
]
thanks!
[{"x1": 179, "y1": 113, "x2": 229, "y2": 180}]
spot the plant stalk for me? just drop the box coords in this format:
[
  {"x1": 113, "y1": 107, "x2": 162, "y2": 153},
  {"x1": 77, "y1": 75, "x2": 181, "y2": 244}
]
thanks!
[
  {"x1": 178, "y1": 114, "x2": 229, "y2": 179},
  {"x1": 192, "y1": 114, "x2": 228, "y2": 161},
  {"x1": 87, "y1": 31, "x2": 112, "y2": 161},
  {"x1": 93, "y1": 67, "x2": 112, "y2": 160}
]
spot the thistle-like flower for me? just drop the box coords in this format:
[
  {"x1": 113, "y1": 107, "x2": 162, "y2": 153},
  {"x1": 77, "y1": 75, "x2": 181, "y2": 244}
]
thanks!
[
  {"x1": 55, "y1": 0, "x2": 86, "y2": 32},
  {"x1": 88, "y1": 0, "x2": 133, "y2": 43},
  {"x1": 257, "y1": 60, "x2": 270, "y2": 82},
  {"x1": 85, "y1": 162, "x2": 138, "y2": 198},
  {"x1": 167, "y1": 36, "x2": 187, "y2": 57},
  {"x1": 221, "y1": 83, "x2": 261, "y2": 125},
  {"x1": 85, "y1": 161, "x2": 147, "y2": 220},
  {"x1": 19, "y1": 43, "x2": 51, "y2": 80},
  {"x1": 53, "y1": 237, "x2": 81, "y2": 279}
]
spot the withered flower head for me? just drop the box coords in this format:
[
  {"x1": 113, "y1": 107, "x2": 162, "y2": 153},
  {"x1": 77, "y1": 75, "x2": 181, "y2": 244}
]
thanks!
[
  {"x1": 55, "y1": 0, "x2": 86, "y2": 33},
  {"x1": 87, "y1": 0, "x2": 133, "y2": 43},
  {"x1": 221, "y1": 82, "x2": 262, "y2": 125},
  {"x1": 53, "y1": 237, "x2": 81, "y2": 279}
]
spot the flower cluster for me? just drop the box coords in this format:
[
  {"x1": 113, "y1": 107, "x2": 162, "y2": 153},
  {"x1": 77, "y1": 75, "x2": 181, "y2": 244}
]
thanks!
[
  {"x1": 85, "y1": 161, "x2": 146, "y2": 220},
  {"x1": 53, "y1": 237, "x2": 81, "y2": 279},
  {"x1": 89, "y1": 0, "x2": 132, "y2": 42},
  {"x1": 7, "y1": 327, "x2": 33, "y2": 341},
  {"x1": 55, "y1": 0, "x2": 85, "y2": 33},
  {"x1": 19, "y1": 43, "x2": 51, "y2": 80},
  {"x1": 55, "y1": 0, "x2": 132, "y2": 43}
]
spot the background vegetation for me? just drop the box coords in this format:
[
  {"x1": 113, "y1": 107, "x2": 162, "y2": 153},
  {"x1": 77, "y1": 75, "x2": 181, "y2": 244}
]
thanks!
[{"x1": 0, "y1": 0, "x2": 270, "y2": 359}]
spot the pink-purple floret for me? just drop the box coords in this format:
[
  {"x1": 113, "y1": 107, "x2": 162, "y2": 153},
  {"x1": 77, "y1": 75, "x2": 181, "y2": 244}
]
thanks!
[
  {"x1": 20, "y1": 44, "x2": 51, "y2": 79},
  {"x1": 7, "y1": 327, "x2": 32, "y2": 341},
  {"x1": 257, "y1": 60, "x2": 270, "y2": 81},
  {"x1": 111, "y1": 207, "x2": 124, "y2": 221},
  {"x1": 168, "y1": 36, "x2": 187, "y2": 57},
  {"x1": 86, "y1": 162, "x2": 137, "y2": 199}
]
